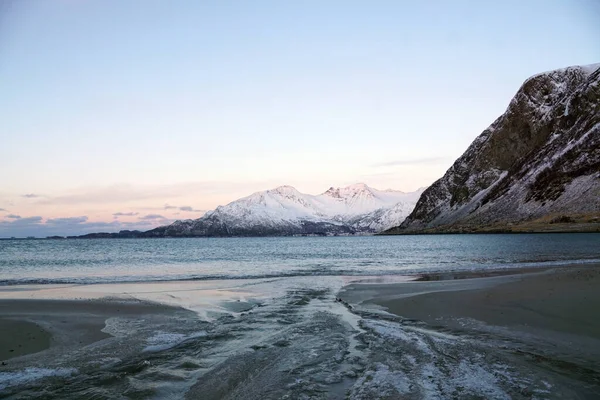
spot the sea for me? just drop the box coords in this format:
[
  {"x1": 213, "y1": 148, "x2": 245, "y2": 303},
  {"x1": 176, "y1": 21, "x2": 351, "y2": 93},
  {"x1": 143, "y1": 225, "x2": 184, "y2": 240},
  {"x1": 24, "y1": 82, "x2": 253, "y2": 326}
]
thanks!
[
  {"x1": 1, "y1": 234, "x2": 599, "y2": 285},
  {"x1": 1, "y1": 233, "x2": 599, "y2": 399}
]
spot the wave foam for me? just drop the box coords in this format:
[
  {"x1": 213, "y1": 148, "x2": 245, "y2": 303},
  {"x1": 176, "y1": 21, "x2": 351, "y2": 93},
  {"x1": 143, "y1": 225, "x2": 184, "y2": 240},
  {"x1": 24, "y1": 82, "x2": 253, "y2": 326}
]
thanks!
[{"x1": 0, "y1": 368, "x2": 77, "y2": 391}]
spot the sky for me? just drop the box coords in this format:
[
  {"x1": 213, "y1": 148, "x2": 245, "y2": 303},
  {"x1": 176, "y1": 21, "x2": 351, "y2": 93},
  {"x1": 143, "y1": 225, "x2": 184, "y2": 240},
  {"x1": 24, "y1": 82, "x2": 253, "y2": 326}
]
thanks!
[{"x1": 1, "y1": 0, "x2": 599, "y2": 237}]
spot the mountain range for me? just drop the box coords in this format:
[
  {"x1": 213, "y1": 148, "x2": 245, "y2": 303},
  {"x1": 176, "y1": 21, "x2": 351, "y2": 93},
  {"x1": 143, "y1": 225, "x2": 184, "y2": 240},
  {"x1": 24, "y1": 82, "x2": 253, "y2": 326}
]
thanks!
[
  {"x1": 74, "y1": 62, "x2": 599, "y2": 238},
  {"x1": 385, "y1": 63, "x2": 600, "y2": 234},
  {"x1": 143, "y1": 184, "x2": 424, "y2": 237},
  {"x1": 75, "y1": 184, "x2": 425, "y2": 238}
]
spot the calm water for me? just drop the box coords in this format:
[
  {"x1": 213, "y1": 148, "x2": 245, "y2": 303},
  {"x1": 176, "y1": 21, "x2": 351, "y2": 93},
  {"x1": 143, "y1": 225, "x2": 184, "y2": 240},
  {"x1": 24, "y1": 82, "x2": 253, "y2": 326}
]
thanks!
[{"x1": 1, "y1": 234, "x2": 599, "y2": 285}]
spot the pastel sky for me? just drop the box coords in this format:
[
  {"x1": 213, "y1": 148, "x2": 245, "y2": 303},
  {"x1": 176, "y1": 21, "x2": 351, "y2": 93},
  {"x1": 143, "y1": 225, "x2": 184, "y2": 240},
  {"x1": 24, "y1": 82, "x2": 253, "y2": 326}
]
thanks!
[{"x1": 1, "y1": 0, "x2": 599, "y2": 237}]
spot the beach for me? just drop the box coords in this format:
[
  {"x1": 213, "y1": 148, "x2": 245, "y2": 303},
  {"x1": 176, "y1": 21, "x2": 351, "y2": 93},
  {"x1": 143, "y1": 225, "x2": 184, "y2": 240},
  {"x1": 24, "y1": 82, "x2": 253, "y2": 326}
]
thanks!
[
  {"x1": 0, "y1": 319, "x2": 50, "y2": 362},
  {"x1": 339, "y1": 265, "x2": 600, "y2": 397},
  {"x1": 0, "y1": 299, "x2": 189, "y2": 362},
  {"x1": 1, "y1": 265, "x2": 600, "y2": 398},
  {"x1": 0, "y1": 297, "x2": 205, "y2": 398},
  {"x1": 340, "y1": 265, "x2": 600, "y2": 337}
]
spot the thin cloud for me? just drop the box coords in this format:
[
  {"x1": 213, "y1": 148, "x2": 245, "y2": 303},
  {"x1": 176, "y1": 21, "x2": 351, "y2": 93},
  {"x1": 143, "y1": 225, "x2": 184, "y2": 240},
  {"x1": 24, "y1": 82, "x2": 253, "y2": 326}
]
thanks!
[
  {"x1": 112, "y1": 212, "x2": 139, "y2": 217},
  {"x1": 0, "y1": 208, "x2": 6, "y2": 212},
  {"x1": 178, "y1": 206, "x2": 204, "y2": 212},
  {"x1": 0, "y1": 216, "x2": 43, "y2": 226},
  {"x1": 0, "y1": 216, "x2": 173, "y2": 238},
  {"x1": 139, "y1": 214, "x2": 165, "y2": 220},
  {"x1": 6, "y1": 214, "x2": 21, "y2": 219},
  {"x1": 35, "y1": 180, "x2": 274, "y2": 206},
  {"x1": 46, "y1": 216, "x2": 88, "y2": 225},
  {"x1": 15, "y1": 216, "x2": 43, "y2": 224},
  {"x1": 22, "y1": 193, "x2": 41, "y2": 198},
  {"x1": 164, "y1": 205, "x2": 205, "y2": 212},
  {"x1": 372, "y1": 157, "x2": 449, "y2": 168},
  {"x1": 36, "y1": 184, "x2": 167, "y2": 205}
]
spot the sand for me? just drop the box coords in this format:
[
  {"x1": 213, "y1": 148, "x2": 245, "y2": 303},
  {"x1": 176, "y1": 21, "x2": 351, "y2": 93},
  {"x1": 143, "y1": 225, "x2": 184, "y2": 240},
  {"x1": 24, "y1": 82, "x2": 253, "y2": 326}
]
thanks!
[
  {"x1": 0, "y1": 299, "x2": 184, "y2": 363},
  {"x1": 0, "y1": 319, "x2": 51, "y2": 361},
  {"x1": 339, "y1": 264, "x2": 600, "y2": 365},
  {"x1": 381, "y1": 268, "x2": 600, "y2": 338},
  {"x1": 2, "y1": 268, "x2": 600, "y2": 398}
]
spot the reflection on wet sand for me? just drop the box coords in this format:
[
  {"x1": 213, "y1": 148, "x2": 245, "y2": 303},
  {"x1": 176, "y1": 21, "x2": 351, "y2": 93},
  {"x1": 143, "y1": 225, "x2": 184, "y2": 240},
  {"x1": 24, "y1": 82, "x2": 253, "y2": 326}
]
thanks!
[{"x1": 1, "y1": 266, "x2": 599, "y2": 398}]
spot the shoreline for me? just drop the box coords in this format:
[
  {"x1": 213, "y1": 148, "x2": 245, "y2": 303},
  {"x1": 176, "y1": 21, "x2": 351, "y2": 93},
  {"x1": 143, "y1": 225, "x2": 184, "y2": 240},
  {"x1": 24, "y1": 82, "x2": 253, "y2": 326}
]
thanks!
[
  {"x1": 1, "y1": 229, "x2": 600, "y2": 240},
  {"x1": 2, "y1": 263, "x2": 600, "y2": 397},
  {"x1": 0, "y1": 299, "x2": 190, "y2": 364},
  {"x1": 381, "y1": 221, "x2": 600, "y2": 235},
  {"x1": 3, "y1": 262, "x2": 599, "y2": 363},
  {"x1": 2, "y1": 257, "x2": 600, "y2": 287},
  {"x1": 339, "y1": 264, "x2": 600, "y2": 366},
  {"x1": 380, "y1": 228, "x2": 600, "y2": 235}
]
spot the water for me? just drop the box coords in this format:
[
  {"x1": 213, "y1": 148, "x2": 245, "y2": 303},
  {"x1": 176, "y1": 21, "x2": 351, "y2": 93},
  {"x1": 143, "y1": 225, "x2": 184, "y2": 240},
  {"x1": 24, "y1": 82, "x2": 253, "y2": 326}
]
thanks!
[
  {"x1": 1, "y1": 234, "x2": 599, "y2": 285},
  {"x1": 1, "y1": 234, "x2": 599, "y2": 399}
]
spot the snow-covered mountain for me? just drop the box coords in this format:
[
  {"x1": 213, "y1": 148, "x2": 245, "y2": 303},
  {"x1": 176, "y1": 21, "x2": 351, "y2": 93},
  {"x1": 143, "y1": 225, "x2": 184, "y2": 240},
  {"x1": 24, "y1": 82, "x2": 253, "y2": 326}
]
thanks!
[
  {"x1": 385, "y1": 63, "x2": 600, "y2": 234},
  {"x1": 145, "y1": 184, "x2": 425, "y2": 237}
]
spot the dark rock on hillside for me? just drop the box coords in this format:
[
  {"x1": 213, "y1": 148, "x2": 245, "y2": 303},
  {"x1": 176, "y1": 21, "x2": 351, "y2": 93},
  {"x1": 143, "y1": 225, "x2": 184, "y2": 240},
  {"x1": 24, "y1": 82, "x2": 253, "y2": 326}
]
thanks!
[
  {"x1": 385, "y1": 63, "x2": 600, "y2": 234},
  {"x1": 144, "y1": 218, "x2": 355, "y2": 237}
]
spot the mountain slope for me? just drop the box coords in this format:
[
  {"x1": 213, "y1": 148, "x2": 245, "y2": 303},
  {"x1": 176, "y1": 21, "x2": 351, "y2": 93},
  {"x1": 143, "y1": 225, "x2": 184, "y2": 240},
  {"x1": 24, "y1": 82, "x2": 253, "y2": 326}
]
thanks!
[
  {"x1": 146, "y1": 184, "x2": 424, "y2": 237},
  {"x1": 385, "y1": 63, "x2": 600, "y2": 234}
]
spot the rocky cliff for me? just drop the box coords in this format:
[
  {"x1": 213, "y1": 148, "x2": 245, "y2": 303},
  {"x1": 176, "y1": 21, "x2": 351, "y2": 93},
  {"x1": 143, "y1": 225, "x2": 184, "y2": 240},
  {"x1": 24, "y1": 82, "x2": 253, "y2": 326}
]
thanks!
[{"x1": 385, "y1": 63, "x2": 600, "y2": 234}]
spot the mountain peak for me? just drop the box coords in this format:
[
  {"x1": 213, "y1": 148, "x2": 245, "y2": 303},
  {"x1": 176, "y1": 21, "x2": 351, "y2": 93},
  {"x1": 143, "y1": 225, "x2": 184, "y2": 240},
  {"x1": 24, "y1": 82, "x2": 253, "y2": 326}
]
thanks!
[
  {"x1": 323, "y1": 183, "x2": 374, "y2": 198},
  {"x1": 269, "y1": 185, "x2": 300, "y2": 195},
  {"x1": 526, "y1": 63, "x2": 600, "y2": 83},
  {"x1": 345, "y1": 183, "x2": 370, "y2": 190},
  {"x1": 141, "y1": 183, "x2": 426, "y2": 237}
]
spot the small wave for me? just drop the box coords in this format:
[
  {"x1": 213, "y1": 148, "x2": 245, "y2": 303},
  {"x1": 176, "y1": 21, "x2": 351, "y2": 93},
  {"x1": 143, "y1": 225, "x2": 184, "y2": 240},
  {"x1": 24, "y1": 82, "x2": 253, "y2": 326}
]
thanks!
[
  {"x1": 143, "y1": 331, "x2": 207, "y2": 352},
  {"x1": 0, "y1": 258, "x2": 598, "y2": 286}
]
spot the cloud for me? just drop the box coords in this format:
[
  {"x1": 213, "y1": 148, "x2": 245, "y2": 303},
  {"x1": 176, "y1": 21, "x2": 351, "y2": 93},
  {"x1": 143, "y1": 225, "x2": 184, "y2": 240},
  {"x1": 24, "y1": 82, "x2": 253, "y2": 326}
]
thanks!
[
  {"x1": 46, "y1": 216, "x2": 88, "y2": 225},
  {"x1": 0, "y1": 216, "x2": 43, "y2": 227},
  {"x1": 371, "y1": 157, "x2": 449, "y2": 168},
  {"x1": 0, "y1": 215, "x2": 173, "y2": 238},
  {"x1": 178, "y1": 206, "x2": 204, "y2": 212},
  {"x1": 34, "y1": 180, "x2": 273, "y2": 206},
  {"x1": 14, "y1": 216, "x2": 43, "y2": 224},
  {"x1": 35, "y1": 184, "x2": 165, "y2": 205},
  {"x1": 0, "y1": 208, "x2": 6, "y2": 212},
  {"x1": 6, "y1": 214, "x2": 21, "y2": 219},
  {"x1": 112, "y1": 212, "x2": 139, "y2": 217},
  {"x1": 164, "y1": 204, "x2": 205, "y2": 212},
  {"x1": 139, "y1": 214, "x2": 165, "y2": 220},
  {"x1": 22, "y1": 193, "x2": 41, "y2": 198}
]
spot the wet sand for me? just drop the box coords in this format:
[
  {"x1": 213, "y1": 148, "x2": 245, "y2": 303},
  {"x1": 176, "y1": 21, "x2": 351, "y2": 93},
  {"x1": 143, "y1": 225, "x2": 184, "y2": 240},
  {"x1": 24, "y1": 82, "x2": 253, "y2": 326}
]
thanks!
[
  {"x1": 2, "y1": 269, "x2": 600, "y2": 398},
  {"x1": 0, "y1": 299, "x2": 186, "y2": 363},
  {"x1": 0, "y1": 319, "x2": 51, "y2": 361},
  {"x1": 383, "y1": 268, "x2": 600, "y2": 337},
  {"x1": 339, "y1": 264, "x2": 600, "y2": 364}
]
